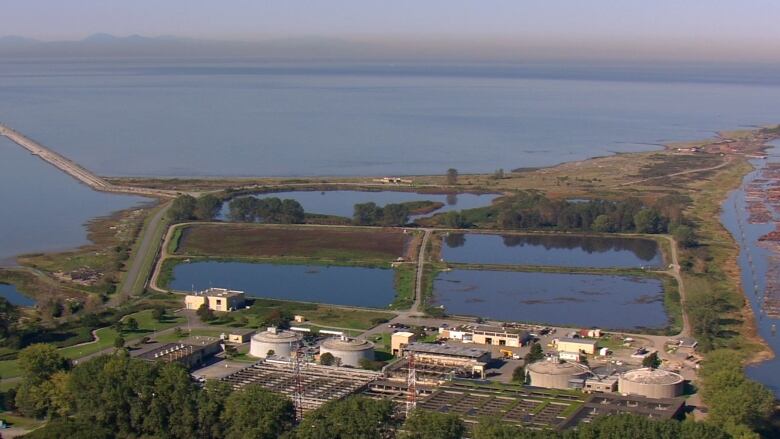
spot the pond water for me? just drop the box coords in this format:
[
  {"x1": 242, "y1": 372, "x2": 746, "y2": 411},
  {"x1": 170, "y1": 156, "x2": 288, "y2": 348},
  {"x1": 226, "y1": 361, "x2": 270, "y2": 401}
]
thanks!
[
  {"x1": 0, "y1": 283, "x2": 36, "y2": 307},
  {"x1": 721, "y1": 140, "x2": 780, "y2": 396},
  {"x1": 431, "y1": 269, "x2": 668, "y2": 330},
  {"x1": 218, "y1": 190, "x2": 498, "y2": 220},
  {"x1": 169, "y1": 261, "x2": 396, "y2": 308},
  {"x1": 441, "y1": 233, "x2": 662, "y2": 268}
]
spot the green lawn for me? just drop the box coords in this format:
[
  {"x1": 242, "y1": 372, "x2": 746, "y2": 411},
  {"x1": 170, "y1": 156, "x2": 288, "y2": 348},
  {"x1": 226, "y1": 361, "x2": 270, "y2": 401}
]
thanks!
[{"x1": 0, "y1": 310, "x2": 185, "y2": 379}]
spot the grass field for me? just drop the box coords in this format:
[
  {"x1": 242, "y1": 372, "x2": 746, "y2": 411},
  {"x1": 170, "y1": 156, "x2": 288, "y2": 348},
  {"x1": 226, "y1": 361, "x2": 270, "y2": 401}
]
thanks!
[
  {"x1": 0, "y1": 310, "x2": 185, "y2": 380},
  {"x1": 229, "y1": 298, "x2": 395, "y2": 331},
  {"x1": 175, "y1": 224, "x2": 410, "y2": 261}
]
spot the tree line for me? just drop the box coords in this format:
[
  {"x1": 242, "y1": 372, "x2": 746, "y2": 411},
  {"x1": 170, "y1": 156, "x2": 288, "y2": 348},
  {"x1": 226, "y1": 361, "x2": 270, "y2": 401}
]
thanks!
[
  {"x1": 353, "y1": 202, "x2": 410, "y2": 226},
  {"x1": 167, "y1": 194, "x2": 221, "y2": 222},
  {"x1": 227, "y1": 196, "x2": 305, "y2": 224}
]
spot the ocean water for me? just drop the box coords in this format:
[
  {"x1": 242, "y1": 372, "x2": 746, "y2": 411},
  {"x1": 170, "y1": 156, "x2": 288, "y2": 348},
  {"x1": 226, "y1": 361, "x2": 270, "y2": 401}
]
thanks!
[
  {"x1": 2, "y1": 60, "x2": 780, "y2": 177},
  {"x1": 0, "y1": 136, "x2": 149, "y2": 264}
]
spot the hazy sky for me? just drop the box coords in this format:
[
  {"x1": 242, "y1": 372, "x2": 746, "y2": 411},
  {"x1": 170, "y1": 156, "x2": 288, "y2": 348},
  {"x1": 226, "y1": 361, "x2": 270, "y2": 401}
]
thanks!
[{"x1": 4, "y1": 0, "x2": 780, "y2": 60}]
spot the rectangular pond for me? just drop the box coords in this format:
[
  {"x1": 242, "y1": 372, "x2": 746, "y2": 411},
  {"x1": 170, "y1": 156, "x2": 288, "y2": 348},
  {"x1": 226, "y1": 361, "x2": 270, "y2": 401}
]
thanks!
[
  {"x1": 432, "y1": 269, "x2": 668, "y2": 330},
  {"x1": 441, "y1": 233, "x2": 662, "y2": 268},
  {"x1": 0, "y1": 283, "x2": 36, "y2": 307},
  {"x1": 169, "y1": 261, "x2": 396, "y2": 308},
  {"x1": 219, "y1": 190, "x2": 498, "y2": 220}
]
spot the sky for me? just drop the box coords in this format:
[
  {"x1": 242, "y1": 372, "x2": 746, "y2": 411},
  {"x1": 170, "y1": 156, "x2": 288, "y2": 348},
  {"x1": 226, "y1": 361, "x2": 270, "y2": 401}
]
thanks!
[{"x1": 4, "y1": 0, "x2": 780, "y2": 61}]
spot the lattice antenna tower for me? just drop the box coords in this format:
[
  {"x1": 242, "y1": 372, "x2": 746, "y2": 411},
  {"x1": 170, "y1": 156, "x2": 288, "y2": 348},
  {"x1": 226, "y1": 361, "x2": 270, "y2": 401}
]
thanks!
[
  {"x1": 293, "y1": 347, "x2": 305, "y2": 421},
  {"x1": 406, "y1": 352, "x2": 417, "y2": 417}
]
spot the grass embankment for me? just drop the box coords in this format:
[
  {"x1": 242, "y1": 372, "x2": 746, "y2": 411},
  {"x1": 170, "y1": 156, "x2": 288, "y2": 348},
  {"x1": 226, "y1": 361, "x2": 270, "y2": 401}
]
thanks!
[
  {"x1": 119, "y1": 202, "x2": 171, "y2": 296},
  {"x1": 173, "y1": 223, "x2": 411, "y2": 261},
  {"x1": 217, "y1": 298, "x2": 395, "y2": 331},
  {"x1": 17, "y1": 205, "x2": 152, "y2": 295},
  {"x1": 392, "y1": 265, "x2": 415, "y2": 310}
]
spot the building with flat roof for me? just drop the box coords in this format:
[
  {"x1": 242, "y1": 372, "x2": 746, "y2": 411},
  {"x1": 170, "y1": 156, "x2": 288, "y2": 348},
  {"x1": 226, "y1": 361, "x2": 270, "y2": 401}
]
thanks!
[
  {"x1": 400, "y1": 342, "x2": 491, "y2": 378},
  {"x1": 136, "y1": 336, "x2": 222, "y2": 370},
  {"x1": 391, "y1": 331, "x2": 416, "y2": 356},
  {"x1": 225, "y1": 328, "x2": 255, "y2": 344},
  {"x1": 439, "y1": 325, "x2": 531, "y2": 348},
  {"x1": 185, "y1": 287, "x2": 246, "y2": 312},
  {"x1": 555, "y1": 338, "x2": 598, "y2": 355}
]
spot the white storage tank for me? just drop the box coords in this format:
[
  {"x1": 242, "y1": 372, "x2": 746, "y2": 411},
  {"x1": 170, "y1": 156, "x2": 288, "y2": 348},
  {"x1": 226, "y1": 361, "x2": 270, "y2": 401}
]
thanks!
[
  {"x1": 320, "y1": 337, "x2": 375, "y2": 367},
  {"x1": 249, "y1": 327, "x2": 303, "y2": 359},
  {"x1": 618, "y1": 368, "x2": 684, "y2": 399},
  {"x1": 527, "y1": 360, "x2": 590, "y2": 390}
]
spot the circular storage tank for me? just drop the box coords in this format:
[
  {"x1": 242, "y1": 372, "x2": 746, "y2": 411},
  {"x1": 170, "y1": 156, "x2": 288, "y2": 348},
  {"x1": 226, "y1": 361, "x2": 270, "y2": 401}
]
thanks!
[
  {"x1": 249, "y1": 328, "x2": 303, "y2": 358},
  {"x1": 619, "y1": 368, "x2": 684, "y2": 399},
  {"x1": 320, "y1": 337, "x2": 374, "y2": 367},
  {"x1": 527, "y1": 360, "x2": 590, "y2": 390}
]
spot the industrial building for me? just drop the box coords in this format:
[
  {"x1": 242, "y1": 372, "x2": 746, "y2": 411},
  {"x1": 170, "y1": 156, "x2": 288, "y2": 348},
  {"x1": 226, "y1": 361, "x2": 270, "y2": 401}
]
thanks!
[
  {"x1": 526, "y1": 360, "x2": 590, "y2": 390},
  {"x1": 137, "y1": 336, "x2": 221, "y2": 370},
  {"x1": 224, "y1": 328, "x2": 255, "y2": 344},
  {"x1": 319, "y1": 337, "x2": 375, "y2": 367},
  {"x1": 391, "y1": 331, "x2": 416, "y2": 356},
  {"x1": 555, "y1": 337, "x2": 598, "y2": 355},
  {"x1": 221, "y1": 360, "x2": 381, "y2": 413},
  {"x1": 249, "y1": 327, "x2": 303, "y2": 358},
  {"x1": 439, "y1": 325, "x2": 531, "y2": 348},
  {"x1": 184, "y1": 287, "x2": 246, "y2": 312},
  {"x1": 618, "y1": 368, "x2": 685, "y2": 399},
  {"x1": 400, "y1": 342, "x2": 490, "y2": 379}
]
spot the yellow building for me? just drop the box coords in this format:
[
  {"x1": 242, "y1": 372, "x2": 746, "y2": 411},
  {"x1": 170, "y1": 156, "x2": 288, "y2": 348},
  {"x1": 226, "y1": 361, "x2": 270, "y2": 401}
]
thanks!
[
  {"x1": 226, "y1": 328, "x2": 255, "y2": 344},
  {"x1": 391, "y1": 331, "x2": 416, "y2": 356},
  {"x1": 555, "y1": 337, "x2": 598, "y2": 355},
  {"x1": 185, "y1": 288, "x2": 246, "y2": 312}
]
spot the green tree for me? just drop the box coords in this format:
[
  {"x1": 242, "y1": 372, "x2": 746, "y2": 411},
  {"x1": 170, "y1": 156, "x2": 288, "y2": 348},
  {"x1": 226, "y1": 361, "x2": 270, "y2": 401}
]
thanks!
[
  {"x1": 17, "y1": 344, "x2": 69, "y2": 385},
  {"x1": 401, "y1": 410, "x2": 465, "y2": 439},
  {"x1": 152, "y1": 306, "x2": 167, "y2": 322},
  {"x1": 319, "y1": 352, "x2": 335, "y2": 366},
  {"x1": 197, "y1": 303, "x2": 216, "y2": 322},
  {"x1": 380, "y1": 203, "x2": 410, "y2": 226},
  {"x1": 591, "y1": 214, "x2": 615, "y2": 233},
  {"x1": 144, "y1": 363, "x2": 198, "y2": 438},
  {"x1": 0, "y1": 296, "x2": 18, "y2": 339},
  {"x1": 512, "y1": 365, "x2": 525, "y2": 383},
  {"x1": 194, "y1": 194, "x2": 222, "y2": 220},
  {"x1": 125, "y1": 317, "x2": 139, "y2": 332},
  {"x1": 353, "y1": 202, "x2": 380, "y2": 226},
  {"x1": 295, "y1": 396, "x2": 395, "y2": 439},
  {"x1": 634, "y1": 208, "x2": 665, "y2": 234},
  {"x1": 642, "y1": 352, "x2": 660, "y2": 369},
  {"x1": 473, "y1": 417, "x2": 553, "y2": 439},
  {"x1": 114, "y1": 335, "x2": 126, "y2": 349},
  {"x1": 196, "y1": 381, "x2": 232, "y2": 439},
  {"x1": 168, "y1": 195, "x2": 197, "y2": 221},
  {"x1": 524, "y1": 342, "x2": 544, "y2": 365},
  {"x1": 672, "y1": 224, "x2": 697, "y2": 248},
  {"x1": 280, "y1": 199, "x2": 305, "y2": 224},
  {"x1": 443, "y1": 212, "x2": 467, "y2": 228},
  {"x1": 446, "y1": 168, "x2": 459, "y2": 185},
  {"x1": 222, "y1": 384, "x2": 294, "y2": 439}
]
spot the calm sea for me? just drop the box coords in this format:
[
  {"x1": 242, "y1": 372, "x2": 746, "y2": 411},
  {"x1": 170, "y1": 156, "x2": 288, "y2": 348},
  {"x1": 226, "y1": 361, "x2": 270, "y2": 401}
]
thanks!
[{"x1": 2, "y1": 59, "x2": 780, "y2": 261}]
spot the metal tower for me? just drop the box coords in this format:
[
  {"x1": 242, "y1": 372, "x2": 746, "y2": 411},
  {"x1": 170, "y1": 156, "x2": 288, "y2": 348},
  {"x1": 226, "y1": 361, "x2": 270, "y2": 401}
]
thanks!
[
  {"x1": 406, "y1": 352, "x2": 417, "y2": 417},
  {"x1": 293, "y1": 347, "x2": 305, "y2": 421}
]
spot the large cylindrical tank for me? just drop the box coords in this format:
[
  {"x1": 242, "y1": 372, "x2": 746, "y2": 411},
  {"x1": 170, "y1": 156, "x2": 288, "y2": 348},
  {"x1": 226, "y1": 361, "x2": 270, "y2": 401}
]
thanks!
[
  {"x1": 249, "y1": 327, "x2": 303, "y2": 358},
  {"x1": 320, "y1": 337, "x2": 375, "y2": 367},
  {"x1": 527, "y1": 360, "x2": 589, "y2": 390},
  {"x1": 618, "y1": 368, "x2": 684, "y2": 399}
]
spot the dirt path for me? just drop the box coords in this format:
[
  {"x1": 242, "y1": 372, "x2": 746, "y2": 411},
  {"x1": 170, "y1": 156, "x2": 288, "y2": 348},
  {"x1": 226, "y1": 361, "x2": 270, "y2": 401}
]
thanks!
[{"x1": 617, "y1": 156, "x2": 733, "y2": 187}]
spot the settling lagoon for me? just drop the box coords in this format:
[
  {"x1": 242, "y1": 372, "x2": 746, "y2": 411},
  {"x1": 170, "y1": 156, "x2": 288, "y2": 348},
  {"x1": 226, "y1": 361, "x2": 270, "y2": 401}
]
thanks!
[
  {"x1": 219, "y1": 190, "x2": 498, "y2": 220},
  {"x1": 169, "y1": 261, "x2": 396, "y2": 308},
  {"x1": 432, "y1": 269, "x2": 668, "y2": 330},
  {"x1": 0, "y1": 283, "x2": 36, "y2": 307},
  {"x1": 441, "y1": 233, "x2": 662, "y2": 268}
]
